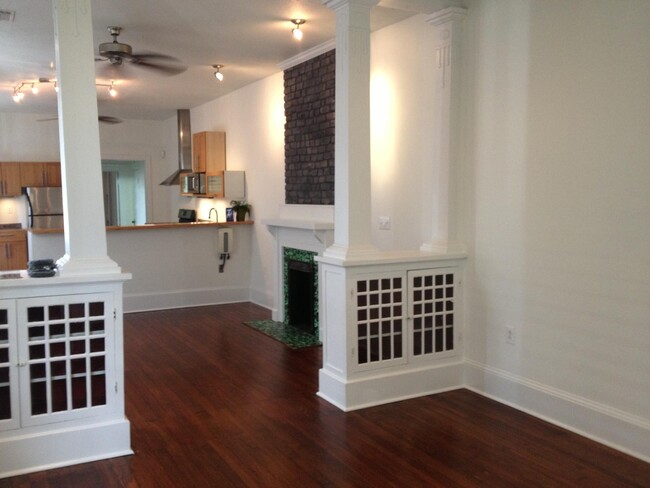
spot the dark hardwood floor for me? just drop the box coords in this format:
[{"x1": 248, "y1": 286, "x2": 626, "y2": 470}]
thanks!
[{"x1": 2, "y1": 302, "x2": 649, "y2": 487}]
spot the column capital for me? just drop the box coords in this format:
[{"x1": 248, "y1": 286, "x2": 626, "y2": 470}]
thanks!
[
  {"x1": 323, "y1": 0, "x2": 379, "y2": 11},
  {"x1": 425, "y1": 6, "x2": 467, "y2": 27}
]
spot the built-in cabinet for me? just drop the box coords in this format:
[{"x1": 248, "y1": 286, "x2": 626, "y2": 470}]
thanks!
[
  {"x1": 0, "y1": 230, "x2": 27, "y2": 271},
  {"x1": 0, "y1": 293, "x2": 116, "y2": 432},
  {"x1": 353, "y1": 267, "x2": 459, "y2": 372},
  {"x1": 19, "y1": 162, "x2": 62, "y2": 188},
  {"x1": 0, "y1": 163, "x2": 21, "y2": 197}
]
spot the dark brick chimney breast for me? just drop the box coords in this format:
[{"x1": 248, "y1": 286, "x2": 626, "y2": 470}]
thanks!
[{"x1": 284, "y1": 50, "x2": 335, "y2": 205}]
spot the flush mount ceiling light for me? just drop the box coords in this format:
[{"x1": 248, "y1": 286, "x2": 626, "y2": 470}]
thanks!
[
  {"x1": 291, "y1": 19, "x2": 306, "y2": 41},
  {"x1": 212, "y1": 64, "x2": 224, "y2": 81}
]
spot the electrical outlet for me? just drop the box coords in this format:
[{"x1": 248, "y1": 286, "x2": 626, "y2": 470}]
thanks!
[
  {"x1": 379, "y1": 216, "x2": 391, "y2": 230},
  {"x1": 506, "y1": 326, "x2": 516, "y2": 345}
]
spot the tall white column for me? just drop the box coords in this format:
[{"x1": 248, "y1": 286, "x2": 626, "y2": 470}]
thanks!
[
  {"x1": 322, "y1": 0, "x2": 379, "y2": 260},
  {"x1": 52, "y1": 0, "x2": 120, "y2": 275},
  {"x1": 421, "y1": 7, "x2": 467, "y2": 254}
]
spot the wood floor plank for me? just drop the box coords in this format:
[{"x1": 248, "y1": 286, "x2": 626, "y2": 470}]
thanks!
[{"x1": 1, "y1": 302, "x2": 648, "y2": 487}]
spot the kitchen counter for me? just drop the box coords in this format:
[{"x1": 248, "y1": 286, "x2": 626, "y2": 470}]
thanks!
[
  {"x1": 27, "y1": 221, "x2": 254, "y2": 312},
  {"x1": 29, "y1": 220, "x2": 254, "y2": 234}
]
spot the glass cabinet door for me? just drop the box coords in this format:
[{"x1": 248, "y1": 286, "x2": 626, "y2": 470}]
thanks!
[
  {"x1": 0, "y1": 299, "x2": 19, "y2": 431},
  {"x1": 17, "y1": 293, "x2": 115, "y2": 427}
]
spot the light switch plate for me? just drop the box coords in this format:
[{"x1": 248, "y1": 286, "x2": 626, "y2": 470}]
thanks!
[{"x1": 379, "y1": 216, "x2": 391, "y2": 230}]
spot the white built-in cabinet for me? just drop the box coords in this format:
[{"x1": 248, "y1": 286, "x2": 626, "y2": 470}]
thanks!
[
  {"x1": 352, "y1": 267, "x2": 460, "y2": 373},
  {"x1": 0, "y1": 293, "x2": 116, "y2": 432}
]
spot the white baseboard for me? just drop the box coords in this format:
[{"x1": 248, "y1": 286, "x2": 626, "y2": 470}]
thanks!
[
  {"x1": 0, "y1": 419, "x2": 132, "y2": 479},
  {"x1": 248, "y1": 286, "x2": 273, "y2": 312},
  {"x1": 123, "y1": 286, "x2": 251, "y2": 313},
  {"x1": 464, "y1": 359, "x2": 650, "y2": 463},
  {"x1": 318, "y1": 361, "x2": 465, "y2": 412}
]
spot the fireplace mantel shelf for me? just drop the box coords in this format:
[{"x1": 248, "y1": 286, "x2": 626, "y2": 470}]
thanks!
[{"x1": 263, "y1": 218, "x2": 334, "y2": 231}]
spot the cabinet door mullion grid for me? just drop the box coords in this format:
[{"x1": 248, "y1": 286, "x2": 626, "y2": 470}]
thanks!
[
  {"x1": 408, "y1": 268, "x2": 458, "y2": 361},
  {"x1": 17, "y1": 293, "x2": 114, "y2": 427},
  {"x1": 353, "y1": 271, "x2": 407, "y2": 371}
]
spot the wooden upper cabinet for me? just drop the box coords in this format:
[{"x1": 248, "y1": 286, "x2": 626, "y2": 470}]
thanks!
[
  {"x1": 192, "y1": 132, "x2": 206, "y2": 173},
  {"x1": 20, "y1": 162, "x2": 62, "y2": 188},
  {"x1": 192, "y1": 131, "x2": 225, "y2": 175},
  {"x1": 0, "y1": 163, "x2": 22, "y2": 197}
]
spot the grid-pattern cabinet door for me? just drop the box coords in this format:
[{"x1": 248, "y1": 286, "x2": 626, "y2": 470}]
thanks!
[
  {"x1": 353, "y1": 271, "x2": 408, "y2": 371},
  {"x1": 0, "y1": 299, "x2": 19, "y2": 431},
  {"x1": 408, "y1": 268, "x2": 460, "y2": 362},
  {"x1": 16, "y1": 293, "x2": 116, "y2": 427}
]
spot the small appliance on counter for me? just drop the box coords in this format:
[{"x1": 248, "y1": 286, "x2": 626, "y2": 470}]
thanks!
[
  {"x1": 178, "y1": 209, "x2": 197, "y2": 223},
  {"x1": 27, "y1": 259, "x2": 57, "y2": 278}
]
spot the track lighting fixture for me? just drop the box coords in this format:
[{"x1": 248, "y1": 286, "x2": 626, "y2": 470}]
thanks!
[
  {"x1": 10, "y1": 78, "x2": 119, "y2": 102},
  {"x1": 291, "y1": 19, "x2": 306, "y2": 41},
  {"x1": 212, "y1": 64, "x2": 224, "y2": 81}
]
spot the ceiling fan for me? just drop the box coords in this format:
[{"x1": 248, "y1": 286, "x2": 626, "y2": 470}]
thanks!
[{"x1": 96, "y1": 26, "x2": 186, "y2": 76}]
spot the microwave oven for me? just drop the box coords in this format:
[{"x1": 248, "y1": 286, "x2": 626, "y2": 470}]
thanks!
[{"x1": 181, "y1": 173, "x2": 206, "y2": 194}]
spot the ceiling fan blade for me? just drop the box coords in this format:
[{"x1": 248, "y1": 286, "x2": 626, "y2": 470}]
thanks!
[
  {"x1": 128, "y1": 53, "x2": 187, "y2": 76},
  {"x1": 98, "y1": 116, "x2": 123, "y2": 124},
  {"x1": 37, "y1": 116, "x2": 123, "y2": 124}
]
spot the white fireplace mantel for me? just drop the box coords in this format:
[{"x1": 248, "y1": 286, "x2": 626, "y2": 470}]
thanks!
[{"x1": 263, "y1": 208, "x2": 334, "y2": 327}]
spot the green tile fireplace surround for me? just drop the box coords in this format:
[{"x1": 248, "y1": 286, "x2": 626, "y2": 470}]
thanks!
[{"x1": 283, "y1": 247, "x2": 319, "y2": 337}]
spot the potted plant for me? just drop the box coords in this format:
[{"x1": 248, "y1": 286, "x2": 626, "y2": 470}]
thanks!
[{"x1": 230, "y1": 200, "x2": 251, "y2": 222}]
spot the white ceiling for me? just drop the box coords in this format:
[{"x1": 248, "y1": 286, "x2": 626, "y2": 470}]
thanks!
[{"x1": 0, "y1": 0, "x2": 454, "y2": 122}]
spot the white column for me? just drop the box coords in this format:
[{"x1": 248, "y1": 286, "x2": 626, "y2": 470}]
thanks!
[
  {"x1": 420, "y1": 7, "x2": 467, "y2": 254},
  {"x1": 322, "y1": 0, "x2": 379, "y2": 261},
  {"x1": 52, "y1": 0, "x2": 120, "y2": 275}
]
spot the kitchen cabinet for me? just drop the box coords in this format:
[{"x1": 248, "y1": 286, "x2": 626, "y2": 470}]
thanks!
[
  {"x1": 0, "y1": 163, "x2": 21, "y2": 197},
  {"x1": 192, "y1": 131, "x2": 225, "y2": 175},
  {"x1": 20, "y1": 162, "x2": 62, "y2": 188},
  {"x1": 206, "y1": 170, "x2": 246, "y2": 199},
  {"x1": 0, "y1": 229, "x2": 27, "y2": 271},
  {"x1": 0, "y1": 292, "x2": 116, "y2": 433}
]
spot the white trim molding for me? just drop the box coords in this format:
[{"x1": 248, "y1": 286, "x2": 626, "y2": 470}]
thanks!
[{"x1": 464, "y1": 359, "x2": 650, "y2": 463}]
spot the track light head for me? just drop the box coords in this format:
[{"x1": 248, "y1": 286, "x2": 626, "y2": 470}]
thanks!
[
  {"x1": 291, "y1": 19, "x2": 305, "y2": 40},
  {"x1": 212, "y1": 64, "x2": 224, "y2": 81}
]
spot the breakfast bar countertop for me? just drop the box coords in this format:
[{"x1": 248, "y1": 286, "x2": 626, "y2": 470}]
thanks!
[{"x1": 28, "y1": 221, "x2": 254, "y2": 234}]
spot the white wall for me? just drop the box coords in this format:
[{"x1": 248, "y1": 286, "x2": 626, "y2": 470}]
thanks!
[
  {"x1": 463, "y1": 0, "x2": 650, "y2": 453},
  {"x1": 190, "y1": 73, "x2": 286, "y2": 308},
  {"x1": 370, "y1": 15, "x2": 437, "y2": 251}
]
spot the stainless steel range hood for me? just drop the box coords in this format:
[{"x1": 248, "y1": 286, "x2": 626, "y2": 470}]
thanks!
[{"x1": 160, "y1": 109, "x2": 192, "y2": 186}]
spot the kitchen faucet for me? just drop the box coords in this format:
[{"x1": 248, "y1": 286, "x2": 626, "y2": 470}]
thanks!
[{"x1": 209, "y1": 208, "x2": 218, "y2": 222}]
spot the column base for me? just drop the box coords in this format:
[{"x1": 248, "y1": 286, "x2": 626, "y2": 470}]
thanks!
[{"x1": 56, "y1": 254, "x2": 122, "y2": 276}]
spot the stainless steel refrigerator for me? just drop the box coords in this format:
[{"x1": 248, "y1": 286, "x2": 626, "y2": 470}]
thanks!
[{"x1": 25, "y1": 187, "x2": 64, "y2": 229}]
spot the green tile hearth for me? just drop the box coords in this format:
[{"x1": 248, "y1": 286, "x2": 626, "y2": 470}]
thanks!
[{"x1": 243, "y1": 320, "x2": 321, "y2": 349}]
